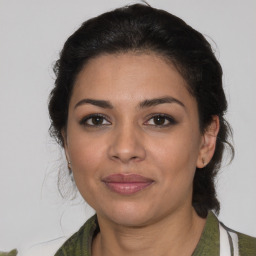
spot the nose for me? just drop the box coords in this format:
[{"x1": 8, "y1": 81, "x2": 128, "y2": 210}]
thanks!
[{"x1": 108, "y1": 124, "x2": 146, "y2": 164}]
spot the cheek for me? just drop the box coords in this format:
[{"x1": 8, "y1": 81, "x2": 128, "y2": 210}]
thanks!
[
  {"x1": 67, "y1": 130, "x2": 106, "y2": 180},
  {"x1": 148, "y1": 127, "x2": 201, "y2": 181},
  {"x1": 67, "y1": 135, "x2": 106, "y2": 207},
  {"x1": 148, "y1": 135, "x2": 200, "y2": 209}
]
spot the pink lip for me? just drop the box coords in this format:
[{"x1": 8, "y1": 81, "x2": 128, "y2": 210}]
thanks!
[{"x1": 102, "y1": 174, "x2": 154, "y2": 195}]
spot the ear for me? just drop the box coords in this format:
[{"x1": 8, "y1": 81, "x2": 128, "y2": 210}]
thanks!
[
  {"x1": 61, "y1": 128, "x2": 70, "y2": 162},
  {"x1": 196, "y1": 115, "x2": 220, "y2": 168}
]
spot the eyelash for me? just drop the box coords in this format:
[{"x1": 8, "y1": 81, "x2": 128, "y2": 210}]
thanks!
[
  {"x1": 79, "y1": 113, "x2": 177, "y2": 128},
  {"x1": 144, "y1": 114, "x2": 177, "y2": 127},
  {"x1": 79, "y1": 114, "x2": 111, "y2": 127}
]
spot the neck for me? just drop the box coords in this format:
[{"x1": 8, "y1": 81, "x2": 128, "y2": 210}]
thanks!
[{"x1": 92, "y1": 208, "x2": 206, "y2": 256}]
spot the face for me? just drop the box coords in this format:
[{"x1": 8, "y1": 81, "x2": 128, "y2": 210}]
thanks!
[{"x1": 64, "y1": 53, "x2": 208, "y2": 227}]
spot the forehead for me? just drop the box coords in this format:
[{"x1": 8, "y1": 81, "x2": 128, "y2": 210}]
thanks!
[{"x1": 70, "y1": 53, "x2": 195, "y2": 109}]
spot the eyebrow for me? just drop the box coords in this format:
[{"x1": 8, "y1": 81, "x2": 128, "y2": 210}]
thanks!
[
  {"x1": 139, "y1": 96, "x2": 185, "y2": 109},
  {"x1": 74, "y1": 96, "x2": 185, "y2": 110},
  {"x1": 74, "y1": 99, "x2": 113, "y2": 109}
]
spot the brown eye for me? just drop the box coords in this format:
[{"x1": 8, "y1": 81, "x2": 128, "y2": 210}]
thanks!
[
  {"x1": 145, "y1": 114, "x2": 177, "y2": 127},
  {"x1": 80, "y1": 114, "x2": 111, "y2": 127},
  {"x1": 91, "y1": 116, "x2": 104, "y2": 125},
  {"x1": 153, "y1": 116, "x2": 166, "y2": 125}
]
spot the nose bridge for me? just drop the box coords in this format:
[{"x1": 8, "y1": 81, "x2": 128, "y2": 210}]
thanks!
[{"x1": 108, "y1": 119, "x2": 146, "y2": 163}]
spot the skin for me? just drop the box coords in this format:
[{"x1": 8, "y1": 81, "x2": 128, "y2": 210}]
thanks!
[{"x1": 63, "y1": 53, "x2": 219, "y2": 256}]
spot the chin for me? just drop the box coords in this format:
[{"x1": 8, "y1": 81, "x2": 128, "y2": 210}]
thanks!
[
  {"x1": 99, "y1": 202, "x2": 157, "y2": 227},
  {"x1": 111, "y1": 214, "x2": 151, "y2": 228}
]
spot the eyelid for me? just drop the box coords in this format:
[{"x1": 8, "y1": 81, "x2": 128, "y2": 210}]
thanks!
[
  {"x1": 144, "y1": 113, "x2": 177, "y2": 126},
  {"x1": 79, "y1": 113, "x2": 112, "y2": 126},
  {"x1": 79, "y1": 113, "x2": 177, "y2": 128}
]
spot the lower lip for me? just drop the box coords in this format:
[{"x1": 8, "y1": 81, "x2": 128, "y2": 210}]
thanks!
[{"x1": 104, "y1": 182, "x2": 153, "y2": 195}]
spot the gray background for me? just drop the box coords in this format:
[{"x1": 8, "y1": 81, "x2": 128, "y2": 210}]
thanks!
[{"x1": 0, "y1": 0, "x2": 255, "y2": 253}]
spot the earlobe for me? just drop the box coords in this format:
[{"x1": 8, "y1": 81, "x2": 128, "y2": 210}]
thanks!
[{"x1": 197, "y1": 115, "x2": 220, "y2": 168}]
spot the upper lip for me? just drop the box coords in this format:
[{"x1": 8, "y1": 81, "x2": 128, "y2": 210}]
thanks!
[{"x1": 102, "y1": 173, "x2": 154, "y2": 183}]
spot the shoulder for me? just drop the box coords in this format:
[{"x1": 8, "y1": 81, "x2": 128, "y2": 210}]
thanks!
[
  {"x1": 54, "y1": 215, "x2": 98, "y2": 256},
  {"x1": 220, "y1": 221, "x2": 256, "y2": 256},
  {"x1": 21, "y1": 237, "x2": 67, "y2": 256},
  {"x1": 237, "y1": 231, "x2": 256, "y2": 255},
  {"x1": 0, "y1": 250, "x2": 18, "y2": 256},
  {"x1": 22, "y1": 215, "x2": 97, "y2": 256},
  {"x1": 199, "y1": 212, "x2": 256, "y2": 255}
]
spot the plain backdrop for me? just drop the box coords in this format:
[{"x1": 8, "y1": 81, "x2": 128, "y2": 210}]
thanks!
[{"x1": 0, "y1": 0, "x2": 255, "y2": 253}]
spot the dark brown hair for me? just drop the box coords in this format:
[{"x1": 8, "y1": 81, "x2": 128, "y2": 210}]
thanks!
[{"x1": 48, "y1": 3, "x2": 233, "y2": 218}]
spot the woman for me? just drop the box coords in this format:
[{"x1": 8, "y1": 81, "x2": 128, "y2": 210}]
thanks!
[{"x1": 48, "y1": 3, "x2": 256, "y2": 256}]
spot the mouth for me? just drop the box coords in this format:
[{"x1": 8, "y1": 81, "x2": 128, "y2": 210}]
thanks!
[{"x1": 102, "y1": 173, "x2": 154, "y2": 195}]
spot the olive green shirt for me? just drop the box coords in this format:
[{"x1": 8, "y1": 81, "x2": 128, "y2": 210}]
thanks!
[
  {"x1": 54, "y1": 212, "x2": 256, "y2": 256},
  {"x1": 0, "y1": 249, "x2": 18, "y2": 256}
]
